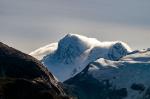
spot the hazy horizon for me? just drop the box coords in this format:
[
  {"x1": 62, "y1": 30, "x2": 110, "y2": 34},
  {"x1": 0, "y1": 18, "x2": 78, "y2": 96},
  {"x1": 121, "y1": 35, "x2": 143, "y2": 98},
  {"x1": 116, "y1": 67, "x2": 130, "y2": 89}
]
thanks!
[{"x1": 0, "y1": 0, "x2": 150, "y2": 53}]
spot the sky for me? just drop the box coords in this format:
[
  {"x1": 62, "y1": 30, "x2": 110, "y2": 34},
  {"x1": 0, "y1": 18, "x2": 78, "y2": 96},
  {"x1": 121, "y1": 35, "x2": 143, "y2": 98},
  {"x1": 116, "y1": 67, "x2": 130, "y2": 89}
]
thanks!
[{"x1": 0, "y1": 0, "x2": 150, "y2": 53}]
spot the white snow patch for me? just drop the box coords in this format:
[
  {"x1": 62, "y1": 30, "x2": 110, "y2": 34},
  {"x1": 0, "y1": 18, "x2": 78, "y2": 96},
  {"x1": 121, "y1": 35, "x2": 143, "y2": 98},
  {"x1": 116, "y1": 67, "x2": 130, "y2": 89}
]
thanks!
[
  {"x1": 30, "y1": 43, "x2": 58, "y2": 60},
  {"x1": 88, "y1": 59, "x2": 150, "y2": 99}
]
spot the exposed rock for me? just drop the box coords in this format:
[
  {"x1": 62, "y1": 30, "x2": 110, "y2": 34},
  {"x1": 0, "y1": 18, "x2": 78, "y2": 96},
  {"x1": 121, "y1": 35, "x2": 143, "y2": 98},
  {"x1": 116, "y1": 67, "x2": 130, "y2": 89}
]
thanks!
[
  {"x1": 131, "y1": 83, "x2": 145, "y2": 92},
  {"x1": 0, "y1": 42, "x2": 70, "y2": 99}
]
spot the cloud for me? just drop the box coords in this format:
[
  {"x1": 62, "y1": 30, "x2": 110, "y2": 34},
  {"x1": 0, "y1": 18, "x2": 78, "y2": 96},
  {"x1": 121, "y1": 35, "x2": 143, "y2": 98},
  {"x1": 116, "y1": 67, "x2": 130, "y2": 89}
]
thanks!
[{"x1": 0, "y1": 0, "x2": 150, "y2": 53}]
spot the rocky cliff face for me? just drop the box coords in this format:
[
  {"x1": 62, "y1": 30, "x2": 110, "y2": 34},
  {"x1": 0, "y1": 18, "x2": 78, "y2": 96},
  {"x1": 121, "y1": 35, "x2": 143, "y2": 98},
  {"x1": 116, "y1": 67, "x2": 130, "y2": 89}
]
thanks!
[{"x1": 0, "y1": 42, "x2": 70, "y2": 99}]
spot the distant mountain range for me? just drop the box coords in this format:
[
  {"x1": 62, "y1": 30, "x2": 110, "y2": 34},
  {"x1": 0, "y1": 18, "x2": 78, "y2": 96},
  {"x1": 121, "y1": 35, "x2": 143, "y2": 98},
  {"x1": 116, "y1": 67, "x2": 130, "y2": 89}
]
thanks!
[
  {"x1": 1, "y1": 34, "x2": 149, "y2": 99},
  {"x1": 30, "y1": 34, "x2": 150, "y2": 99}
]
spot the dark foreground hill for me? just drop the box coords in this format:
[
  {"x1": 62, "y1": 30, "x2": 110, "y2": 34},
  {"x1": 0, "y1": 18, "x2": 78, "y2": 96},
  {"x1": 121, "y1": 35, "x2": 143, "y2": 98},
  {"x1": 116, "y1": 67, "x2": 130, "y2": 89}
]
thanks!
[{"x1": 0, "y1": 42, "x2": 70, "y2": 99}]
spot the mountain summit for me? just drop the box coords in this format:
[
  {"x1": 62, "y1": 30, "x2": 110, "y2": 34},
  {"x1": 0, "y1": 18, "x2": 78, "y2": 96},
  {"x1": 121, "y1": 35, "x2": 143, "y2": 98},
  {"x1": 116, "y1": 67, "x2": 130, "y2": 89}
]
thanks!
[{"x1": 30, "y1": 34, "x2": 132, "y2": 81}]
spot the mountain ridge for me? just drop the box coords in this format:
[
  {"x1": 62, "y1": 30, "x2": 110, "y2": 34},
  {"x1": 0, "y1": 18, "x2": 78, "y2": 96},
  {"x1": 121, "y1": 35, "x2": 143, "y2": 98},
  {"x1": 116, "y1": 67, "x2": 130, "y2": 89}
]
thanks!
[
  {"x1": 64, "y1": 51, "x2": 150, "y2": 99},
  {"x1": 0, "y1": 42, "x2": 70, "y2": 99},
  {"x1": 30, "y1": 34, "x2": 132, "y2": 81}
]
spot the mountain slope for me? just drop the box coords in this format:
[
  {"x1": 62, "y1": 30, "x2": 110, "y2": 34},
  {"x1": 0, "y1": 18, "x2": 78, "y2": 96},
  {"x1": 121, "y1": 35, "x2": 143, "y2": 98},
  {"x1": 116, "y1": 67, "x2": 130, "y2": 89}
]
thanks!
[
  {"x1": 30, "y1": 43, "x2": 58, "y2": 60},
  {"x1": 64, "y1": 51, "x2": 150, "y2": 99},
  {"x1": 0, "y1": 42, "x2": 69, "y2": 99},
  {"x1": 30, "y1": 34, "x2": 132, "y2": 81}
]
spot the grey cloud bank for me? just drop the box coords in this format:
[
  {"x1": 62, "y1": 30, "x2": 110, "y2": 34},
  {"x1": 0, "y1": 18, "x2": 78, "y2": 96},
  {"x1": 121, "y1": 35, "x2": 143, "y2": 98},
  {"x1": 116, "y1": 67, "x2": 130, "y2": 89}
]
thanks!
[{"x1": 0, "y1": 0, "x2": 150, "y2": 53}]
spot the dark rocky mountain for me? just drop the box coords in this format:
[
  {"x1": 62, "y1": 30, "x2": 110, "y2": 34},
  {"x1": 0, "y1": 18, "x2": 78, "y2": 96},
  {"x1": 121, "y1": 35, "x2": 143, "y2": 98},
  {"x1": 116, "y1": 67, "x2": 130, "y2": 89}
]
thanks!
[{"x1": 0, "y1": 42, "x2": 70, "y2": 99}]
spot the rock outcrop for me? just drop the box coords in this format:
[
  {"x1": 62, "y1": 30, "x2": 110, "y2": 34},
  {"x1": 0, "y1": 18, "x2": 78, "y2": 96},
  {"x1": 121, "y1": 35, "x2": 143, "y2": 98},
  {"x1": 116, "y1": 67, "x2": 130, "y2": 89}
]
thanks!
[{"x1": 0, "y1": 42, "x2": 69, "y2": 99}]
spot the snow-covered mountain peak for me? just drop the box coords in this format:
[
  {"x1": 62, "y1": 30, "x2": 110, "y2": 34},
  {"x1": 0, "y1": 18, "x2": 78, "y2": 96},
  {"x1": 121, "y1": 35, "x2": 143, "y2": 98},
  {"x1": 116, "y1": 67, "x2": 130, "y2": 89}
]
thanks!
[
  {"x1": 54, "y1": 33, "x2": 101, "y2": 64},
  {"x1": 108, "y1": 41, "x2": 132, "y2": 60},
  {"x1": 88, "y1": 41, "x2": 132, "y2": 61},
  {"x1": 30, "y1": 33, "x2": 132, "y2": 81}
]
